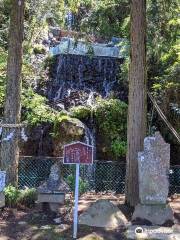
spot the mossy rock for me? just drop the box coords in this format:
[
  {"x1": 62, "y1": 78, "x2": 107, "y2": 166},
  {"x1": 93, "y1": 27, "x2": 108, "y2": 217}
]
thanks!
[
  {"x1": 33, "y1": 44, "x2": 46, "y2": 55},
  {"x1": 53, "y1": 117, "x2": 86, "y2": 156}
]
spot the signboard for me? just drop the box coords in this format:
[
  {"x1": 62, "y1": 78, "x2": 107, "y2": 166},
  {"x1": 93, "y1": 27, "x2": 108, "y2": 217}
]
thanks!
[
  {"x1": 0, "y1": 171, "x2": 6, "y2": 192},
  {"x1": 63, "y1": 142, "x2": 93, "y2": 164},
  {"x1": 63, "y1": 142, "x2": 93, "y2": 239}
]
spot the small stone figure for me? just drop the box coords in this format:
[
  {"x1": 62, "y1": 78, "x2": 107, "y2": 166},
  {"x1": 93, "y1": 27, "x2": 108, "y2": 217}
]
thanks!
[
  {"x1": 38, "y1": 163, "x2": 69, "y2": 193},
  {"x1": 37, "y1": 163, "x2": 70, "y2": 212}
]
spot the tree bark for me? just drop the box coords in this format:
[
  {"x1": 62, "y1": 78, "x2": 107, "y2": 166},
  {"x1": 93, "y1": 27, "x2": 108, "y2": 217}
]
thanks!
[
  {"x1": 0, "y1": 0, "x2": 25, "y2": 185},
  {"x1": 125, "y1": 0, "x2": 147, "y2": 207}
]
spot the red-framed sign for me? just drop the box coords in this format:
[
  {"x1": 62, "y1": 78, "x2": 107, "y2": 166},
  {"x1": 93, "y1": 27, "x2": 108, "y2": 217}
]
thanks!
[{"x1": 63, "y1": 141, "x2": 93, "y2": 164}]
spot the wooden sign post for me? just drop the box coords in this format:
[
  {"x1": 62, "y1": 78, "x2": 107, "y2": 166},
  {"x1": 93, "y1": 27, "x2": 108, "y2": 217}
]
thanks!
[{"x1": 63, "y1": 142, "x2": 93, "y2": 239}]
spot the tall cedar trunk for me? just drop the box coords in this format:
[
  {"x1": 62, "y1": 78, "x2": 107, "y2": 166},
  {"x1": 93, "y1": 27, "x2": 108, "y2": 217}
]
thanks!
[
  {"x1": 0, "y1": 0, "x2": 24, "y2": 185},
  {"x1": 125, "y1": 0, "x2": 147, "y2": 207}
]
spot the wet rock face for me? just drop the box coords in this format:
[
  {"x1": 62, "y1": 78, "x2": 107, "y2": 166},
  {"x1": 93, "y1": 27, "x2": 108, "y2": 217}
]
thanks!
[
  {"x1": 20, "y1": 124, "x2": 54, "y2": 156},
  {"x1": 46, "y1": 54, "x2": 127, "y2": 109},
  {"x1": 20, "y1": 118, "x2": 87, "y2": 157}
]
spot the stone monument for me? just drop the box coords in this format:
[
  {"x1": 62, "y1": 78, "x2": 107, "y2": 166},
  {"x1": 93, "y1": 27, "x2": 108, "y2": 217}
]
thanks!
[
  {"x1": 0, "y1": 171, "x2": 6, "y2": 208},
  {"x1": 132, "y1": 132, "x2": 174, "y2": 225},
  {"x1": 37, "y1": 163, "x2": 70, "y2": 212}
]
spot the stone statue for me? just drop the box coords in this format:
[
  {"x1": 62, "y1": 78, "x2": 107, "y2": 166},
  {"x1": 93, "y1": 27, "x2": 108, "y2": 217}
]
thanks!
[
  {"x1": 37, "y1": 163, "x2": 70, "y2": 212},
  {"x1": 132, "y1": 132, "x2": 174, "y2": 225},
  {"x1": 38, "y1": 163, "x2": 70, "y2": 193}
]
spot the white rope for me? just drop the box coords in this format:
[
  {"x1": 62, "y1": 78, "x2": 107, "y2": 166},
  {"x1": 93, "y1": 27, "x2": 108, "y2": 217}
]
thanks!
[
  {"x1": 148, "y1": 91, "x2": 180, "y2": 144},
  {"x1": 0, "y1": 123, "x2": 26, "y2": 128},
  {"x1": 0, "y1": 125, "x2": 28, "y2": 142}
]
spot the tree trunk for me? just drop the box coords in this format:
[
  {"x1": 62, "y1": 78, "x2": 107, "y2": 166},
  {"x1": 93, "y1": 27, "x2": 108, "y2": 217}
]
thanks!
[
  {"x1": 0, "y1": 0, "x2": 25, "y2": 185},
  {"x1": 125, "y1": 0, "x2": 147, "y2": 207}
]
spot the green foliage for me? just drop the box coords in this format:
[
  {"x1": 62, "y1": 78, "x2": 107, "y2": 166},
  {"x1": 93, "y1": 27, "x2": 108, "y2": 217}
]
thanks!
[
  {"x1": 70, "y1": 105, "x2": 92, "y2": 121},
  {"x1": 4, "y1": 185, "x2": 20, "y2": 208},
  {"x1": 71, "y1": 98, "x2": 128, "y2": 160},
  {"x1": 77, "y1": 0, "x2": 130, "y2": 39},
  {"x1": 111, "y1": 139, "x2": 127, "y2": 158},
  {"x1": 22, "y1": 88, "x2": 57, "y2": 125},
  {"x1": 4, "y1": 185, "x2": 37, "y2": 208},
  {"x1": 66, "y1": 174, "x2": 89, "y2": 195},
  {"x1": 52, "y1": 114, "x2": 73, "y2": 138},
  {"x1": 94, "y1": 98, "x2": 127, "y2": 159},
  {"x1": 0, "y1": 0, "x2": 11, "y2": 48},
  {"x1": 0, "y1": 47, "x2": 6, "y2": 108},
  {"x1": 43, "y1": 55, "x2": 56, "y2": 71},
  {"x1": 18, "y1": 188, "x2": 37, "y2": 208},
  {"x1": 33, "y1": 44, "x2": 46, "y2": 55}
]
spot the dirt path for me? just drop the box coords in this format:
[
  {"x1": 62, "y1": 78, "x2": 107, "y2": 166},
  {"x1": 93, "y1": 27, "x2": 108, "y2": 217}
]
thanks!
[{"x1": 0, "y1": 193, "x2": 179, "y2": 240}]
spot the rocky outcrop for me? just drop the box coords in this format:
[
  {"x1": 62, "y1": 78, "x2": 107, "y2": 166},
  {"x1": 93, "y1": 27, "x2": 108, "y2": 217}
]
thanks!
[
  {"x1": 20, "y1": 117, "x2": 87, "y2": 157},
  {"x1": 79, "y1": 199, "x2": 128, "y2": 228},
  {"x1": 53, "y1": 117, "x2": 86, "y2": 156}
]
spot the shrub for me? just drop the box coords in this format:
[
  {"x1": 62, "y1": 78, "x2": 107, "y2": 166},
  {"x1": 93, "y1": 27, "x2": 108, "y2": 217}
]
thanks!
[
  {"x1": 4, "y1": 185, "x2": 20, "y2": 208},
  {"x1": 22, "y1": 88, "x2": 57, "y2": 125},
  {"x1": 70, "y1": 98, "x2": 128, "y2": 160},
  {"x1": 4, "y1": 185, "x2": 37, "y2": 208},
  {"x1": 111, "y1": 139, "x2": 127, "y2": 159},
  {"x1": 18, "y1": 188, "x2": 37, "y2": 208},
  {"x1": 70, "y1": 105, "x2": 92, "y2": 121},
  {"x1": 66, "y1": 174, "x2": 89, "y2": 195},
  {"x1": 33, "y1": 44, "x2": 46, "y2": 55},
  {"x1": 94, "y1": 98, "x2": 128, "y2": 160}
]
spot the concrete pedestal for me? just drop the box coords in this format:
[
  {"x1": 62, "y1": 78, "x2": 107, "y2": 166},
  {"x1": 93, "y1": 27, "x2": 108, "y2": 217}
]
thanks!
[
  {"x1": 132, "y1": 204, "x2": 174, "y2": 226},
  {"x1": 37, "y1": 192, "x2": 65, "y2": 213}
]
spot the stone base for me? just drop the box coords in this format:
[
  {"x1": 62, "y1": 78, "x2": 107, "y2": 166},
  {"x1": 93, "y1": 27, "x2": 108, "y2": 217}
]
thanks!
[
  {"x1": 37, "y1": 192, "x2": 65, "y2": 204},
  {"x1": 49, "y1": 203, "x2": 61, "y2": 212},
  {"x1": 132, "y1": 204, "x2": 174, "y2": 226},
  {"x1": 38, "y1": 192, "x2": 65, "y2": 213},
  {"x1": 0, "y1": 192, "x2": 5, "y2": 208}
]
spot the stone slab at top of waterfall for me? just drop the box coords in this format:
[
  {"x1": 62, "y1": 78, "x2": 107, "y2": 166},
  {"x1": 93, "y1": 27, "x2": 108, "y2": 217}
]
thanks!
[
  {"x1": 49, "y1": 37, "x2": 122, "y2": 58},
  {"x1": 132, "y1": 132, "x2": 174, "y2": 226}
]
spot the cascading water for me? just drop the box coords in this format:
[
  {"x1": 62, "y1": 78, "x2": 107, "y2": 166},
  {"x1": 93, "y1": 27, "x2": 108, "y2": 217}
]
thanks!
[
  {"x1": 48, "y1": 54, "x2": 124, "y2": 108},
  {"x1": 38, "y1": 127, "x2": 44, "y2": 156},
  {"x1": 84, "y1": 123, "x2": 96, "y2": 186},
  {"x1": 46, "y1": 51, "x2": 125, "y2": 160},
  {"x1": 45, "y1": 40, "x2": 126, "y2": 163}
]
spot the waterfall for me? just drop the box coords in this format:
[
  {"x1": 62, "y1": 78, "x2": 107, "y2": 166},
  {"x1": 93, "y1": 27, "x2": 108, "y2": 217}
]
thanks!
[
  {"x1": 84, "y1": 124, "x2": 96, "y2": 187},
  {"x1": 54, "y1": 85, "x2": 63, "y2": 102},
  {"x1": 87, "y1": 91, "x2": 95, "y2": 107},
  {"x1": 38, "y1": 127, "x2": 44, "y2": 156},
  {"x1": 49, "y1": 54, "x2": 123, "y2": 107},
  {"x1": 84, "y1": 125, "x2": 95, "y2": 146}
]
